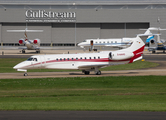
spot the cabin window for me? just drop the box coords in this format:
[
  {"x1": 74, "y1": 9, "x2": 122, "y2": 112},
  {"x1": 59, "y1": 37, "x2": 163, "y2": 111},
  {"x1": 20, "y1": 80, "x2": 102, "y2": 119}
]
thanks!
[
  {"x1": 60, "y1": 58, "x2": 62, "y2": 61},
  {"x1": 67, "y1": 58, "x2": 69, "y2": 60},
  {"x1": 111, "y1": 41, "x2": 113, "y2": 43},
  {"x1": 85, "y1": 57, "x2": 86, "y2": 60},
  {"x1": 72, "y1": 58, "x2": 74, "y2": 60},
  {"x1": 115, "y1": 41, "x2": 117, "y2": 43},
  {"x1": 95, "y1": 42, "x2": 97, "y2": 43},
  {"x1": 94, "y1": 57, "x2": 96, "y2": 59},
  {"x1": 80, "y1": 57, "x2": 82, "y2": 60},
  {"x1": 64, "y1": 58, "x2": 66, "y2": 61},
  {"x1": 103, "y1": 42, "x2": 105, "y2": 43},
  {"x1": 76, "y1": 58, "x2": 78, "y2": 60},
  {"x1": 99, "y1": 41, "x2": 101, "y2": 43},
  {"x1": 98, "y1": 57, "x2": 100, "y2": 59},
  {"x1": 89, "y1": 57, "x2": 91, "y2": 59},
  {"x1": 56, "y1": 58, "x2": 58, "y2": 61},
  {"x1": 107, "y1": 41, "x2": 109, "y2": 43}
]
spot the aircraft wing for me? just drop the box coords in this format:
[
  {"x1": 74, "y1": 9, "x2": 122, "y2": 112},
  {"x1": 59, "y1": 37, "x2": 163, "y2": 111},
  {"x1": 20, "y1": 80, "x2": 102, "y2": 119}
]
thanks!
[
  {"x1": 78, "y1": 64, "x2": 108, "y2": 70},
  {"x1": 0, "y1": 46, "x2": 71, "y2": 50},
  {"x1": 7, "y1": 30, "x2": 43, "y2": 32},
  {"x1": 38, "y1": 47, "x2": 68, "y2": 50},
  {"x1": 105, "y1": 44, "x2": 119, "y2": 47},
  {"x1": 32, "y1": 46, "x2": 40, "y2": 50},
  {"x1": 105, "y1": 44, "x2": 128, "y2": 49},
  {"x1": 18, "y1": 47, "x2": 27, "y2": 50},
  {"x1": 148, "y1": 47, "x2": 157, "y2": 51}
]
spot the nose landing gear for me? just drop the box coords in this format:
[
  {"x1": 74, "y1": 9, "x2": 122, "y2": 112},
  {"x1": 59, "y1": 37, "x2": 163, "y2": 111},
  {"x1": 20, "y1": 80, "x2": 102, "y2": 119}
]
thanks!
[{"x1": 24, "y1": 72, "x2": 28, "y2": 76}]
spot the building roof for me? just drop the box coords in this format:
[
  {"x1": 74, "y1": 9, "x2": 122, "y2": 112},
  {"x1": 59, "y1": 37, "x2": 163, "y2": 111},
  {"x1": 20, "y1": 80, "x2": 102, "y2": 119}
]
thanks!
[{"x1": 0, "y1": 0, "x2": 166, "y2": 5}]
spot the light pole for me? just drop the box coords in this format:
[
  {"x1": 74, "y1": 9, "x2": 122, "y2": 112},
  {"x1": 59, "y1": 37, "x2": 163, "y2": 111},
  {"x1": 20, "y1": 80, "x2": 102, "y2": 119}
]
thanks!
[{"x1": 75, "y1": 22, "x2": 77, "y2": 50}]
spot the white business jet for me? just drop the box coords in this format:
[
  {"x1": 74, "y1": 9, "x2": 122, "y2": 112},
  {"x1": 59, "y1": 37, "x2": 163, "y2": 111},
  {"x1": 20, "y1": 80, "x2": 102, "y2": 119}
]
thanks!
[
  {"x1": 7, "y1": 28, "x2": 43, "y2": 53},
  {"x1": 141, "y1": 27, "x2": 166, "y2": 53},
  {"x1": 77, "y1": 38, "x2": 133, "y2": 51},
  {"x1": 13, "y1": 35, "x2": 146, "y2": 76}
]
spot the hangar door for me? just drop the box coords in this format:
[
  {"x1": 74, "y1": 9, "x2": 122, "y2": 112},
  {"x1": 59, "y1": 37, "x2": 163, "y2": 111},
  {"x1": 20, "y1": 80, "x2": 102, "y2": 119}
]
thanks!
[
  {"x1": 51, "y1": 23, "x2": 100, "y2": 46},
  {"x1": 100, "y1": 23, "x2": 149, "y2": 38}
]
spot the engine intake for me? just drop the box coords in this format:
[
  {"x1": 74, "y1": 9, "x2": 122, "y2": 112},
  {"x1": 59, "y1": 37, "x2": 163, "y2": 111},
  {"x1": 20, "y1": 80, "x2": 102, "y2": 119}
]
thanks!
[
  {"x1": 33, "y1": 39, "x2": 40, "y2": 45},
  {"x1": 19, "y1": 39, "x2": 24, "y2": 45},
  {"x1": 150, "y1": 39, "x2": 155, "y2": 44}
]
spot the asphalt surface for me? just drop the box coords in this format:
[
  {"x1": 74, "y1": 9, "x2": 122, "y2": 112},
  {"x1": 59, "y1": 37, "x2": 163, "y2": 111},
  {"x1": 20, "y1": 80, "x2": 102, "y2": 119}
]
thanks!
[
  {"x1": 1, "y1": 68, "x2": 166, "y2": 79},
  {"x1": 0, "y1": 111, "x2": 166, "y2": 120}
]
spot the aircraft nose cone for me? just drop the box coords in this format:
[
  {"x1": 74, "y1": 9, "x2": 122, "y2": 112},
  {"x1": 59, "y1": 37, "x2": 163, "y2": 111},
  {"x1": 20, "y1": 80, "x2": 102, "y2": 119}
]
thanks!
[
  {"x1": 13, "y1": 65, "x2": 18, "y2": 69},
  {"x1": 13, "y1": 64, "x2": 21, "y2": 69},
  {"x1": 77, "y1": 43, "x2": 84, "y2": 48},
  {"x1": 77, "y1": 43, "x2": 81, "y2": 46}
]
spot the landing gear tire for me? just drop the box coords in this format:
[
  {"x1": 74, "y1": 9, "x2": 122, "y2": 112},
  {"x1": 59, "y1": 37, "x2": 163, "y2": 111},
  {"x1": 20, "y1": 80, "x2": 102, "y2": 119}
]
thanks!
[
  {"x1": 24, "y1": 73, "x2": 28, "y2": 76},
  {"x1": 152, "y1": 50, "x2": 155, "y2": 54},
  {"x1": 22, "y1": 50, "x2": 25, "y2": 54},
  {"x1": 36, "y1": 50, "x2": 40, "y2": 53},
  {"x1": 84, "y1": 71, "x2": 90, "y2": 75},
  {"x1": 96, "y1": 70, "x2": 101, "y2": 75}
]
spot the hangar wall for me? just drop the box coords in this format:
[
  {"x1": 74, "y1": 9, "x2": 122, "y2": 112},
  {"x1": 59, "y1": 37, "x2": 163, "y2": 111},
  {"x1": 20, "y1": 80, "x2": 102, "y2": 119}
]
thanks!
[{"x1": 0, "y1": 5, "x2": 165, "y2": 46}]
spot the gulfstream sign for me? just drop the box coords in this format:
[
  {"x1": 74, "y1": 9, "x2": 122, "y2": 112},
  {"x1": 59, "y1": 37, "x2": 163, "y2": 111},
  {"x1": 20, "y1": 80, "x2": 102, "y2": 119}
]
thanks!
[{"x1": 25, "y1": 10, "x2": 76, "y2": 22}]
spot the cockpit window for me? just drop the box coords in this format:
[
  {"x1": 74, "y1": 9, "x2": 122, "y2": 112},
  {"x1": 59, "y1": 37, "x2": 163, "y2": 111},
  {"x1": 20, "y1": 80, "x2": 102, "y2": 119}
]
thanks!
[
  {"x1": 33, "y1": 58, "x2": 37, "y2": 61},
  {"x1": 27, "y1": 57, "x2": 33, "y2": 61},
  {"x1": 27, "y1": 57, "x2": 37, "y2": 61}
]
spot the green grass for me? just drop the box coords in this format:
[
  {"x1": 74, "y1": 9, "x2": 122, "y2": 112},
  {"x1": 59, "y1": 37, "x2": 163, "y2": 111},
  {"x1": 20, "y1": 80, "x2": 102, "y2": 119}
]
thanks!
[
  {"x1": 0, "y1": 76, "x2": 166, "y2": 111},
  {"x1": 0, "y1": 58, "x2": 159, "y2": 73}
]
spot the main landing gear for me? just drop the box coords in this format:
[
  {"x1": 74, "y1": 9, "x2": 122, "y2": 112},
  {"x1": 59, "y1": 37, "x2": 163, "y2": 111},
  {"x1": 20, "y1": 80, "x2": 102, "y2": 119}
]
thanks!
[
  {"x1": 95, "y1": 70, "x2": 101, "y2": 75},
  {"x1": 82, "y1": 70, "x2": 90, "y2": 75},
  {"x1": 22, "y1": 50, "x2": 25, "y2": 53},
  {"x1": 152, "y1": 50, "x2": 156, "y2": 54},
  {"x1": 36, "y1": 50, "x2": 40, "y2": 53},
  {"x1": 82, "y1": 70, "x2": 101, "y2": 75}
]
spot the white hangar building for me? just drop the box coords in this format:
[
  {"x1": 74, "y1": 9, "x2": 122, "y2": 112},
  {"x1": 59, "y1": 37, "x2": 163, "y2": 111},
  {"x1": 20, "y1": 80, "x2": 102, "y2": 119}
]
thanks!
[{"x1": 0, "y1": 0, "x2": 166, "y2": 47}]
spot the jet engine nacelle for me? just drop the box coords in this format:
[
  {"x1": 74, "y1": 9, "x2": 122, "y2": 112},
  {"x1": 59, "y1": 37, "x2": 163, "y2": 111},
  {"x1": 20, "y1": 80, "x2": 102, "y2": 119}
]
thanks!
[
  {"x1": 150, "y1": 39, "x2": 156, "y2": 44},
  {"x1": 149, "y1": 39, "x2": 157, "y2": 48},
  {"x1": 33, "y1": 39, "x2": 40, "y2": 45},
  {"x1": 19, "y1": 39, "x2": 25, "y2": 45},
  {"x1": 109, "y1": 51, "x2": 134, "y2": 60}
]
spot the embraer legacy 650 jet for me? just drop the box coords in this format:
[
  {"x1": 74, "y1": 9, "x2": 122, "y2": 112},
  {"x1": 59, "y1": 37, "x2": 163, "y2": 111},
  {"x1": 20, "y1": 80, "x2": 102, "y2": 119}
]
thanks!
[{"x1": 13, "y1": 35, "x2": 147, "y2": 76}]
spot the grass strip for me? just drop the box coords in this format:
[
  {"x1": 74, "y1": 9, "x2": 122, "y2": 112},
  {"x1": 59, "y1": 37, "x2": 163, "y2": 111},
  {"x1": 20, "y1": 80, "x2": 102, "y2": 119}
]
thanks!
[{"x1": 0, "y1": 76, "x2": 166, "y2": 111}]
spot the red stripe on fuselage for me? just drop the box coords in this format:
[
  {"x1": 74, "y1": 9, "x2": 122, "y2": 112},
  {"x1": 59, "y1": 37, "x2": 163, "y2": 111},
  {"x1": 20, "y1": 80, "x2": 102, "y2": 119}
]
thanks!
[
  {"x1": 20, "y1": 58, "x2": 131, "y2": 69},
  {"x1": 45, "y1": 58, "x2": 130, "y2": 63}
]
